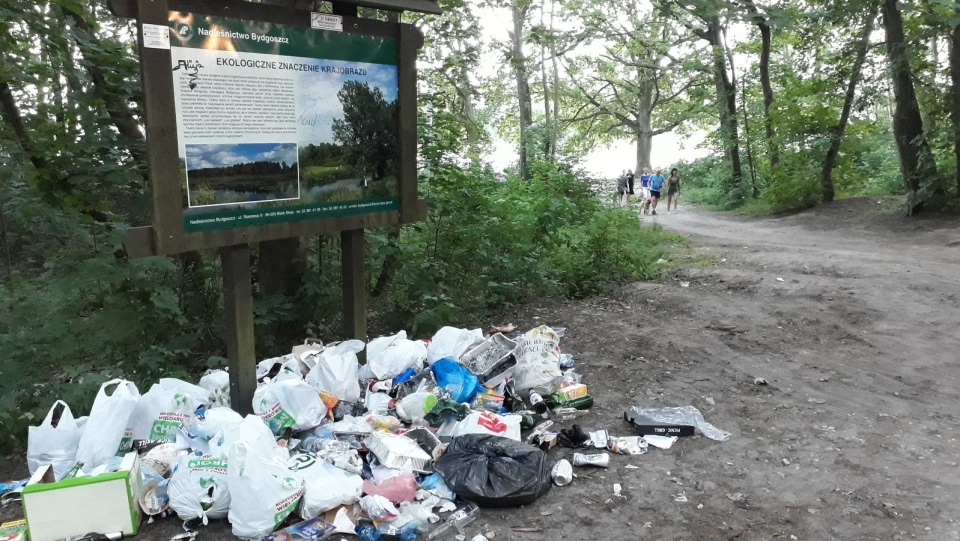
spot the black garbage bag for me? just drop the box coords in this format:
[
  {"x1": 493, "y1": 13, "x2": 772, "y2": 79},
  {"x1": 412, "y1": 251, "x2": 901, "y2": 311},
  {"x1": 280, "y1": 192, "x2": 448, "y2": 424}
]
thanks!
[{"x1": 433, "y1": 434, "x2": 551, "y2": 507}]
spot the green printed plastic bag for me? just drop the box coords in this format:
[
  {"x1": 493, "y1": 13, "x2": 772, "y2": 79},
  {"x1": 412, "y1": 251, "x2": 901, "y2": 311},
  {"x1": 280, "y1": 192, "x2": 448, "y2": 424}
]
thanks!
[
  {"x1": 168, "y1": 453, "x2": 231, "y2": 523},
  {"x1": 131, "y1": 379, "x2": 211, "y2": 442},
  {"x1": 228, "y1": 442, "x2": 305, "y2": 540},
  {"x1": 253, "y1": 378, "x2": 326, "y2": 434}
]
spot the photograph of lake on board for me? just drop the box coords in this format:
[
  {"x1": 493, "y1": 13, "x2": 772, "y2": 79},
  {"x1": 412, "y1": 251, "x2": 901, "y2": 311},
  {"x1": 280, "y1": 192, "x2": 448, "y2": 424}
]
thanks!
[{"x1": 185, "y1": 143, "x2": 300, "y2": 207}]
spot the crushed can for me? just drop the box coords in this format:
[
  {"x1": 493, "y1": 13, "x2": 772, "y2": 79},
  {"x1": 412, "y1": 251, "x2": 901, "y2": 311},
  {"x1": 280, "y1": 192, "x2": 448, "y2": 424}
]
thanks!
[{"x1": 572, "y1": 452, "x2": 610, "y2": 468}]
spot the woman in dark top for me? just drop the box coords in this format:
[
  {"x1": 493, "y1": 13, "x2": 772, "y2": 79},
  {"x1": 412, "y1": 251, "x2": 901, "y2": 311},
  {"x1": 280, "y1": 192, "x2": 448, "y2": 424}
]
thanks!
[{"x1": 666, "y1": 168, "x2": 681, "y2": 213}]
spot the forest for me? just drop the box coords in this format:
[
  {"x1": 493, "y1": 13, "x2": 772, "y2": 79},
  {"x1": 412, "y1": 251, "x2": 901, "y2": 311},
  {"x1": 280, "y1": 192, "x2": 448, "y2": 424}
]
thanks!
[{"x1": 0, "y1": 0, "x2": 957, "y2": 452}]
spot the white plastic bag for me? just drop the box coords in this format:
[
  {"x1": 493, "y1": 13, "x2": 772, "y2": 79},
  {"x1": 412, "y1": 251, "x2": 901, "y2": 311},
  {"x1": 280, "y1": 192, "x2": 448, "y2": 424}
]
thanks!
[
  {"x1": 228, "y1": 442, "x2": 305, "y2": 540},
  {"x1": 76, "y1": 379, "x2": 141, "y2": 469},
  {"x1": 168, "y1": 453, "x2": 231, "y2": 523},
  {"x1": 253, "y1": 378, "x2": 326, "y2": 434},
  {"x1": 27, "y1": 400, "x2": 82, "y2": 480},
  {"x1": 131, "y1": 378, "x2": 210, "y2": 442},
  {"x1": 305, "y1": 340, "x2": 363, "y2": 402},
  {"x1": 188, "y1": 407, "x2": 244, "y2": 441},
  {"x1": 198, "y1": 370, "x2": 230, "y2": 408},
  {"x1": 367, "y1": 331, "x2": 427, "y2": 380},
  {"x1": 257, "y1": 354, "x2": 304, "y2": 382},
  {"x1": 426, "y1": 327, "x2": 483, "y2": 364},
  {"x1": 288, "y1": 453, "x2": 362, "y2": 518},
  {"x1": 512, "y1": 326, "x2": 563, "y2": 395},
  {"x1": 436, "y1": 411, "x2": 521, "y2": 441},
  {"x1": 209, "y1": 414, "x2": 285, "y2": 461},
  {"x1": 364, "y1": 392, "x2": 392, "y2": 415}
]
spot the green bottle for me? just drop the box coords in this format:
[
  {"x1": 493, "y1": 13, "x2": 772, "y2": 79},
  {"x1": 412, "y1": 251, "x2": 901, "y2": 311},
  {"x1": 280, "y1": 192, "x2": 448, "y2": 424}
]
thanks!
[
  {"x1": 424, "y1": 398, "x2": 471, "y2": 426},
  {"x1": 518, "y1": 414, "x2": 537, "y2": 430},
  {"x1": 547, "y1": 394, "x2": 594, "y2": 410}
]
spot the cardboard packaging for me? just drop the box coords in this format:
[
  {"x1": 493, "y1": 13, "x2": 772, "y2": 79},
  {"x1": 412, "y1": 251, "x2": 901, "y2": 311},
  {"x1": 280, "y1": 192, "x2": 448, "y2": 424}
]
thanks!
[
  {"x1": 0, "y1": 520, "x2": 27, "y2": 541},
  {"x1": 23, "y1": 452, "x2": 143, "y2": 541},
  {"x1": 623, "y1": 411, "x2": 695, "y2": 437},
  {"x1": 556, "y1": 383, "x2": 588, "y2": 401},
  {"x1": 263, "y1": 518, "x2": 334, "y2": 541}
]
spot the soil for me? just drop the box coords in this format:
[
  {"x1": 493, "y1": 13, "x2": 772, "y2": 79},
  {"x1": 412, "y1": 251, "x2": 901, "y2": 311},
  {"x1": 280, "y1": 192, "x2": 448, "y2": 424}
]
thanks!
[{"x1": 5, "y1": 198, "x2": 960, "y2": 540}]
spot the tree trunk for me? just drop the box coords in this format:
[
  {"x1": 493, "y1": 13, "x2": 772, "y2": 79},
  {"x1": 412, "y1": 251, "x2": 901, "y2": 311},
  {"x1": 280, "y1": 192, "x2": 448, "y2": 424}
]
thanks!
[
  {"x1": 707, "y1": 16, "x2": 743, "y2": 190},
  {"x1": 757, "y1": 20, "x2": 778, "y2": 168},
  {"x1": 951, "y1": 4, "x2": 960, "y2": 197},
  {"x1": 822, "y1": 9, "x2": 875, "y2": 203},
  {"x1": 0, "y1": 79, "x2": 51, "y2": 179},
  {"x1": 635, "y1": 129, "x2": 652, "y2": 175},
  {"x1": 741, "y1": 0, "x2": 779, "y2": 169},
  {"x1": 549, "y1": 0, "x2": 560, "y2": 159},
  {"x1": 740, "y1": 77, "x2": 759, "y2": 198},
  {"x1": 0, "y1": 203, "x2": 11, "y2": 283},
  {"x1": 60, "y1": 4, "x2": 146, "y2": 163},
  {"x1": 881, "y1": 0, "x2": 938, "y2": 213},
  {"x1": 635, "y1": 78, "x2": 654, "y2": 173},
  {"x1": 539, "y1": 3, "x2": 551, "y2": 159},
  {"x1": 511, "y1": 4, "x2": 533, "y2": 180},
  {"x1": 452, "y1": 55, "x2": 481, "y2": 150}
]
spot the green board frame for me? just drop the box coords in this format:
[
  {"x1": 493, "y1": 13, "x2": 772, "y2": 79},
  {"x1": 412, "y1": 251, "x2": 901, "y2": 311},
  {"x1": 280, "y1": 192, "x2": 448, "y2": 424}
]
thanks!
[{"x1": 113, "y1": 0, "x2": 426, "y2": 257}]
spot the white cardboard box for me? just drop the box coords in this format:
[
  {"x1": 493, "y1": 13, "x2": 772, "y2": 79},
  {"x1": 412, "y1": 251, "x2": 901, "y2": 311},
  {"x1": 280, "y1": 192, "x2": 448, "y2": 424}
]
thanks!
[{"x1": 23, "y1": 452, "x2": 142, "y2": 541}]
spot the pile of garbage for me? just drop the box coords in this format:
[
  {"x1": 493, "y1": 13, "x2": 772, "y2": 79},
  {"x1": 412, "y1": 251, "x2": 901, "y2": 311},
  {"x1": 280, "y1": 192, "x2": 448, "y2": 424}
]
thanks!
[{"x1": 19, "y1": 324, "x2": 729, "y2": 541}]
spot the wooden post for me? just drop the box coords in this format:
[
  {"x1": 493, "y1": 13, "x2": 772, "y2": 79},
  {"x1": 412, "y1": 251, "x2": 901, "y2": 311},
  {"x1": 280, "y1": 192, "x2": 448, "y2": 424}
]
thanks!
[
  {"x1": 341, "y1": 228, "x2": 367, "y2": 350},
  {"x1": 221, "y1": 244, "x2": 257, "y2": 415}
]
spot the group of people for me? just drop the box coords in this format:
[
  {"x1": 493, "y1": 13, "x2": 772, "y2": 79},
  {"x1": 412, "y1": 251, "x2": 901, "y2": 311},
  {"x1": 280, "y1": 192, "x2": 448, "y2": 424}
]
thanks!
[{"x1": 616, "y1": 168, "x2": 681, "y2": 215}]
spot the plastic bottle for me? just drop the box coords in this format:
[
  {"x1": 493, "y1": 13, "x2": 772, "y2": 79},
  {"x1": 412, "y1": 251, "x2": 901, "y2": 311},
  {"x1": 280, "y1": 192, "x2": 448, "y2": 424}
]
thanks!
[
  {"x1": 396, "y1": 392, "x2": 439, "y2": 422},
  {"x1": 355, "y1": 524, "x2": 382, "y2": 541},
  {"x1": 426, "y1": 503, "x2": 480, "y2": 539},
  {"x1": 551, "y1": 459, "x2": 573, "y2": 486}
]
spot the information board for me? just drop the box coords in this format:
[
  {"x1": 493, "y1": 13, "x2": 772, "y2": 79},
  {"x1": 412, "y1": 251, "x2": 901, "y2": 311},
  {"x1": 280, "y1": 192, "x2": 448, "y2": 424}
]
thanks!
[{"x1": 164, "y1": 12, "x2": 400, "y2": 233}]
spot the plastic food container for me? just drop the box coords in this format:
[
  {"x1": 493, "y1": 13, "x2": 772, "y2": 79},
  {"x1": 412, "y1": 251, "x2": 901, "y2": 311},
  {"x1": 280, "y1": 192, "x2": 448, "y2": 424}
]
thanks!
[{"x1": 461, "y1": 333, "x2": 518, "y2": 388}]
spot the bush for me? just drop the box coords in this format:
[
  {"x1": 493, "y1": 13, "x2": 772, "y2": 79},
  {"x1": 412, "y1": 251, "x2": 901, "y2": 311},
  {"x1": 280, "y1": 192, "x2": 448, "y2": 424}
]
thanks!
[{"x1": 318, "y1": 159, "x2": 676, "y2": 335}]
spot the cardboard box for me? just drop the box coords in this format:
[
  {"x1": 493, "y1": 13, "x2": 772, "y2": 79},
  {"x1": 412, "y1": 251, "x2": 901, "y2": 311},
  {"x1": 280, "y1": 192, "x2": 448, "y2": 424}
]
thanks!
[
  {"x1": 262, "y1": 518, "x2": 334, "y2": 541},
  {"x1": 23, "y1": 452, "x2": 143, "y2": 541},
  {"x1": 0, "y1": 520, "x2": 27, "y2": 541},
  {"x1": 557, "y1": 383, "x2": 588, "y2": 401},
  {"x1": 623, "y1": 411, "x2": 695, "y2": 437}
]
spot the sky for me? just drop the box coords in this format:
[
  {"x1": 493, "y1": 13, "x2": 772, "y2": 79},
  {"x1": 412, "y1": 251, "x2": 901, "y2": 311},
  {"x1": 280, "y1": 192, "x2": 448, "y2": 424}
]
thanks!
[
  {"x1": 295, "y1": 60, "x2": 398, "y2": 146},
  {"x1": 487, "y1": 130, "x2": 710, "y2": 178},
  {"x1": 185, "y1": 143, "x2": 298, "y2": 170}
]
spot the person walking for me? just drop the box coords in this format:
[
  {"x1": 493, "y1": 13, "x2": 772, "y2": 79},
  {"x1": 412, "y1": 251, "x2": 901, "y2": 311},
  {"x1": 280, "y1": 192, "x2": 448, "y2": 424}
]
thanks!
[
  {"x1": 639, "y1": 169, "x2": 651, "y2": 200},
  {"x1": 666, "y1": 168, "x2": 681, "y2": 213},
  {"x1": 648, "y1": 169, "x2": 665, "y2": 215},
  {"x1": 616, "y1": 171, "x2": 629, "y2": 205},
  {"x1": 626, "y1": 170, "x2": 635, "y2": 204}
]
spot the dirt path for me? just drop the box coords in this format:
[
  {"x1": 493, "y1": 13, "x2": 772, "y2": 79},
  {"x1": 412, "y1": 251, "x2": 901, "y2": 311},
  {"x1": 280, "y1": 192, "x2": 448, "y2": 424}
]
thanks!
[
  {"x1": 493, "y1": 200, "x2": 960, "y2": 540},
  {"x1": 6, "y1": 200, "x2": 959, "y2": 541}
]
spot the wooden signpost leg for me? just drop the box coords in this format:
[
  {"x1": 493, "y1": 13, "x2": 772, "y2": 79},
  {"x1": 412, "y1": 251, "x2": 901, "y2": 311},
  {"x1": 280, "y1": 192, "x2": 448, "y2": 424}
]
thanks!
[
  {"x1": 341, "y1": 229, "x2": 367, "y2": 360},
  {"x1": 221, "y1": 244, "x2": 257, "y2": 416}
]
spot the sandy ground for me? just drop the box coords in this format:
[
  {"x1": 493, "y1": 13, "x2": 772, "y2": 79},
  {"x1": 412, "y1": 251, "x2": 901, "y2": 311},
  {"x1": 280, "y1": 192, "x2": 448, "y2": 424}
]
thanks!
[{"x1": 5, "y1": 198, "x2": 960, "y2": 540}]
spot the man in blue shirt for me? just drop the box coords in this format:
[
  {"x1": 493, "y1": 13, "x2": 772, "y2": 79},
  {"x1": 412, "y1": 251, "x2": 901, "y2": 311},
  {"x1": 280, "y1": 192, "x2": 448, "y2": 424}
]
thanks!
[
  {"x1": 639, "y1": 169, "x2": 651, "y2": 200},
  {"x1": 648, "y1": 169, "x2": 665, "y2": 215}
]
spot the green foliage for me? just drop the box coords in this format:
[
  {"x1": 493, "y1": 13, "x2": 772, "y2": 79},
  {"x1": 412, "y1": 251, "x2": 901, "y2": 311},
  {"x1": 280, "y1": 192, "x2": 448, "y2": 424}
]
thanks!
[
  {"x1": 351, "y1": 159, "x2": 673, "y2": 335},
  {"x1": 675, "y1": 156, "x2": 751, "y2": 210},
  {"x1": 0, "y1": 222, "x2": 223, "y2": 453}
]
